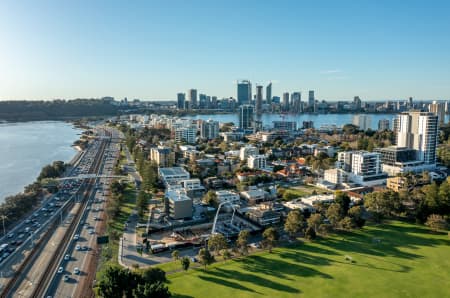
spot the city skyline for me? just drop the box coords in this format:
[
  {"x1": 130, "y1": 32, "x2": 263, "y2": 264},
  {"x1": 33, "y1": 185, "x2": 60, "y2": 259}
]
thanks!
[{"x1": 1, "y1": 0, "x2": 450, "y2": 101}]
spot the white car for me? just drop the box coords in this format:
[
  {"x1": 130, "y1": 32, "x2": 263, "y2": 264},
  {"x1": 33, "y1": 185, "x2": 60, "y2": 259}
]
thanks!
[
  {"x1": 88, "y1": 229, "x2": 95, "y2": 235},
  {"x1": 74, "y1": 267, "x2": 80, "y2": 275},
  {"x1": 63, "y1": 275, "x2": 70, "y2": 282},
  {"x1": 57, "y1": 266, "x2": 64, "y2": 274},
  {"x1": 75, "y1": 245, "x2": 81, "y2": 251},
  {"x1": 73, "y1": 234, "x2": 79, "y2": 240},
  {"x1": 64, "y1": 254, "x2": 70, "y2": 261}
]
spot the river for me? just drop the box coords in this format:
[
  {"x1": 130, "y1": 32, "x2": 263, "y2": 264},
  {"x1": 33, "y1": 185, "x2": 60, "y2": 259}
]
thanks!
[
  {"x1": 185, "y1": 112, "x2": 450, "y2": 130},
  {"x1": 0, "y1": 121, "x2": 82, "y2": 203}
]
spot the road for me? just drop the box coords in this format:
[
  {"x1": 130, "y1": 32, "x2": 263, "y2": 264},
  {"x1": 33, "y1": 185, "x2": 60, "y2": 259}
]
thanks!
[
  {"x1": 0, "y1": 126, "x2": 119, "y2": 297},
  {"x1": 46, "y1": 127, "x2": 120, "y2": 298}
]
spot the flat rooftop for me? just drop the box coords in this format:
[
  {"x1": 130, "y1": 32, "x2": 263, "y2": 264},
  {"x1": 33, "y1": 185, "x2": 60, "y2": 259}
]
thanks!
[{"x1": 159, "y1": 167, "x2": 190, "y2": 177}]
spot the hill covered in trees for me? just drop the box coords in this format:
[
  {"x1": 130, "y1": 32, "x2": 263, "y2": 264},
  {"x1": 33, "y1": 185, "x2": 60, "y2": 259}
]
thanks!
[{"x1": 0, "y1": 99, "x2": 125, "y2": 121}]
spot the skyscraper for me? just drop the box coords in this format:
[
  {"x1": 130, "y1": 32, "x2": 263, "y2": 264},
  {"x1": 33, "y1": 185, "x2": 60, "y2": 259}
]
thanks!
[
  {"x1": 353, "y1": 96, "x2": 362, "y2": 111},
  {"x1": 177, "y1": 93, "x2": 186, "y2": 110},
  {"x1": 266, "y1": 82, "x2": 272, "y2": 104},
  {"x1": 291, "y1": 92, "x2": 301, "y2": 113},
  {"x1": 188, "y1": 89, "x2": 197, "y2": 109},
  {"x1": 282, "y1": 92, "x2": 289, "y2": 111},
  {"x1": 396, "y1": 111, "x2": 438, "y2": 165},
  {"x1": 239, "y1": 104, "x2": 254, "y2": 129},
  {"x1": 308, "y1": 90, "x2": 315, "y2": 112},
  {"x1": 256, "y1": 85, "x2": 263, "y2": 115},
  {"x1": 237, "y1": 80, "x2": 252, "y2": 105}
]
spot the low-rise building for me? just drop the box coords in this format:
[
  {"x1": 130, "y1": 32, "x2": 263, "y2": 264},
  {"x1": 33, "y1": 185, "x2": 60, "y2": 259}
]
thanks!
[
  {"x1": 159, "y1": 167, "x2": 190, "y2": 187},
  {"x1": 179, "y1": 178, "x2": 205, "y2": 198},
  {"x1": 240, "y1": 188, "x2": 270, "y2": 205},
  {"x1": 216, "y1": 190, "x2": 240, "y2": 204},
  {"x1": 165, "y1": 189, "x2": 193, "y2": 219}
]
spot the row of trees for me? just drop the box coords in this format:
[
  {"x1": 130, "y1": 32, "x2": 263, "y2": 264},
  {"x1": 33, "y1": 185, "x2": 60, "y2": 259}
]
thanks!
[
  {"x1": 96, "y1": 264, "x2": 170, "y2": 298},
  {"x1": 364, "y1": 179, "x2": 450, "y2": 223}
]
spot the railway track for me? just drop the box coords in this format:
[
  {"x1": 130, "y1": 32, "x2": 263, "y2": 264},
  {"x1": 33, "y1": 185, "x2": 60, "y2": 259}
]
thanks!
[{"x1": 0, "y1": 131, "x2": 110, "y2": 298}]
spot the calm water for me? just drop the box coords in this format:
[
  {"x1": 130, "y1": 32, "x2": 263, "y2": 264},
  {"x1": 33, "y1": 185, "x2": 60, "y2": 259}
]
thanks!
[
  {"x1": 186, "y1": 113, "x2": 450, "y2": 130},
  {"x1": 0, "y1": 121, "x2": 82, "y2": 203}
]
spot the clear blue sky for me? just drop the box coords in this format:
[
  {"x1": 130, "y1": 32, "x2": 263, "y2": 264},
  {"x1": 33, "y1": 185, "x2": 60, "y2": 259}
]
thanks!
[{"x1": 1, "y1": 0, "x2": 449, "y2": 101}]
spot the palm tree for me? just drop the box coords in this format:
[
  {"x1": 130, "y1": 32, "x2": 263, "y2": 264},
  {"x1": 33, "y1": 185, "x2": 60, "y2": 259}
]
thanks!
[{"x1": 0, "y1": 214, "x2": 8, "y2": 236}]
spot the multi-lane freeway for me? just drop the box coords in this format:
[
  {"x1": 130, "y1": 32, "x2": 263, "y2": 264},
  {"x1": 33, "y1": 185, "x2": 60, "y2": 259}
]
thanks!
[{"x1": 0, "y1": 126, "x2": 122, "y2": 298}]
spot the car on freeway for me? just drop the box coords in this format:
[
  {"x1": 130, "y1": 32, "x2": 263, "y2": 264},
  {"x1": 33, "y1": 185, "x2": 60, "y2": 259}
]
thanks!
[
  {"x1": 63, "y1": 275, "x2": 70, "y2": 282},
  {"x1": 75, "y1": 245, "x2": 81, "y2": 251},
  {"x1": 64, "y1": 254, "x2": 70, "y2": 261},
  {"x1": 57, "y1": 267, "x2": 64, "y2": 274},
  {"x1": 74, "y1": 267, "x2": 80, "y2": 275}
]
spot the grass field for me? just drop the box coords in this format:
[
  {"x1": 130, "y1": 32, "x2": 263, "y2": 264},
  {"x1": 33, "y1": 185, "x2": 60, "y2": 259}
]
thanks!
[{"x1": 168, "y1": 221, "x2": 450, "y2": 298}]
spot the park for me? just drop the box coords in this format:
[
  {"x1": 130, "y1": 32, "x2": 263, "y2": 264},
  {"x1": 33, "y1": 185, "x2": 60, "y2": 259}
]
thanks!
[{"x1": 168, "y1": 221, "x2": 450, "y2": 298}]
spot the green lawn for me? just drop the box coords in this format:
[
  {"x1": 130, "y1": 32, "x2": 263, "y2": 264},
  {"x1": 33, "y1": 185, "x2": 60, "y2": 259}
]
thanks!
[{"x1": 168, "y1": 221, "x2": 450, "y2": 298}]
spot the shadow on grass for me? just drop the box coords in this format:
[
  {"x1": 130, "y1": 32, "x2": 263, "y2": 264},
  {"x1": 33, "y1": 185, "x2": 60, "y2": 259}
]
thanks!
[
  {"x1": 171, "y1": 294, "x2": 195, "y2": 298},
  {"x1": 204, "y1": 267, "x2": 302, "y2": 294},
  {"x1": 239, "y1": 254, "x2": 332, "y2": 281},
  {"x1": 198, "y1": 275, "x2": 260, "y2": 294}
]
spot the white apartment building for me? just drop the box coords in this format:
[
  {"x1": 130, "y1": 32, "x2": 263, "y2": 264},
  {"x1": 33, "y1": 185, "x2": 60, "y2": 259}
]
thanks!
[
  {"x1": 240, "y1": 145, "x2": 259, "y2": 161},
  {"x1": 247, "y1": 154, "x2": 267, "y2": 170},
  {"x1": 324, "y1": 168, "x2": 348, "y2": 184},
  {"x1": 396, "y1": 111, "x2": 438, "y2": 165},
  {"x1": 352, "y1": 115, "x2": 372, "y2": 131},
  {"x1": 175, "y1": 126, "x2": 197, "y2": 144},
  {"x1": 200, "y1": 119, "x2": 219, "y2": 140}
]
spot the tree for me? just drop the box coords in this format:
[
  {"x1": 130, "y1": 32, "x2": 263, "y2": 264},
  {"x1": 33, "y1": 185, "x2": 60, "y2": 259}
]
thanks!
[
  {"x1": 137, "y1": 191, "x2": 149, "y2": 218},
  {"x1": 334, "y1": 191, "x2": 351, "y2": 215},
  {"x1": 364, "y1": 190, "x2": 402, "y2": 222},
  {"x1": 305, "y1": 226, "x2": 317, "y2": 240},
  {"x1": 284, "y1": 210, "x2": 304, "y2": 237},
  {"x1": 96, "y1": 264, "x2": 132, "y2": 298},
  {"x1": 425, "y1": 214, "x2": 448, "y2": 232},
  {"x1": 198, "y1": 248, "x2": 214, "y2": 269},
  {"x1": 203, "y1": 190, "x2": 218, "y2": 206},
  {"x1": 307, "y1": 213, "x2": 323, "y2": 233},
  {"x1": 181, "y1": 257, "x2": 190, "y2": 271},
  {"x1": 262, "y1": 227, "x2": 279, "y2": 253},
  {"x1": 133, "y1": 282, "x2": 170, "y2": 298},
  {"x1": 208, "y1": 233, "x2": 227, "y2": 255},
  {"x1": 348, "y1": 205, "x2": 366, "y2": 228},
  {"x1": 171, "y1": 250, "x2": 180, "y2": 261},
  {"x1": 326, "y1": 203, "x2": 343, "y2": 228},
  {"x1": 237, "y1": 230, "x2": 250, "y2": 255},
  {"x1": 222, "y1": 249, "x2": 232, "y2": 260},
  {"x1": 340, "y1": 216, "x2": 357, "y2": 230}
]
